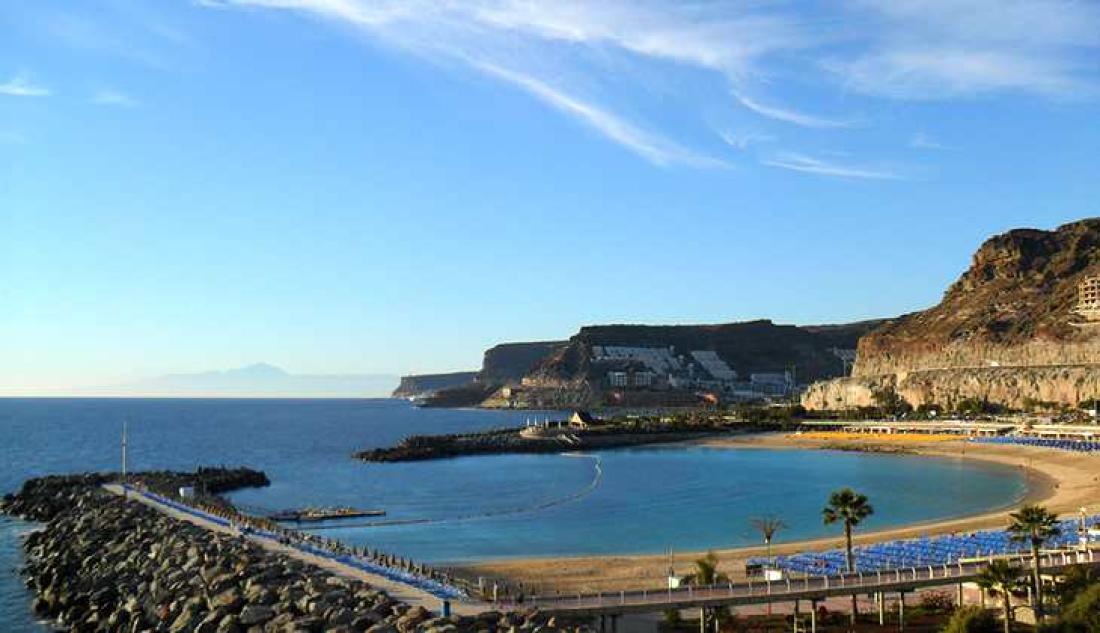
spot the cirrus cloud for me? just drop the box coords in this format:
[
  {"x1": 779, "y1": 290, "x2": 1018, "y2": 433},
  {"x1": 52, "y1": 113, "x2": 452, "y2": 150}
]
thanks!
[
  {"x1": 196, "y1": 0, "x2": 1100, "y2": 172},
  {"x1": 762, "y1": 152, "x2": 901, "y2": 181},
  {"x1": 0, "y1": 74, "x2": 50, "y2": 98}
]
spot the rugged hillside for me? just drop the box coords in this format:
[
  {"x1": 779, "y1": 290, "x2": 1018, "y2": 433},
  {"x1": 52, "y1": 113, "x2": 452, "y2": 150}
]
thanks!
[
  {"x1": 855, "y1": 219, "x2": 1100, "y2": 376},
  {"x1": 526, "y1": 320, "x2": 882, "y2": 386},
  {"x1": 476, "y1": 319, "x2": 884, "y2": 409},
  {"x1": 391, "y1": 371, "x2": 477, "y2": 398},
  {"x1": 805, "y1": 218, "x2": 1100, "y2": 411},
  {"x1": 479, "y1": 341, "x2": 567, "y2": 384}
]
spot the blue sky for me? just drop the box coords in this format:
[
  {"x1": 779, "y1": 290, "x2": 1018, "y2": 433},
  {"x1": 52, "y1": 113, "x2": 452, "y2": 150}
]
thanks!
[{"x1": 3, "y1": 0, "x2": 1099, "y2": 394}]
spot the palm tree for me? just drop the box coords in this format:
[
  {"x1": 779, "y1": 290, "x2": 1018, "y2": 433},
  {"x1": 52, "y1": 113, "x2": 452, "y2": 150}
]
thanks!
[
  {"x1": 687, "y1": 552, "x2": 729, "y2": 633},
  {"x1": 751, "y1": 515, "x2": 787, "y2": 617},
  {"x1": 1007, "y1": 504, "x2": 1060, "y2": 621},
  {"x1": 750, "y1": 515, "x2": 787, "y2": 617},
  {"x1": 823, "y1": 488, "x2": 874, "y2": 625},
  {"x1": 688, "y1": 551, "x2": 728, "y2": 586},
  {"x1": 750, "y1": 515, "x2": 787, "y2": 560},
  {"x1": 976, "y1": 559, "x2": 1025, "y2": 633}
]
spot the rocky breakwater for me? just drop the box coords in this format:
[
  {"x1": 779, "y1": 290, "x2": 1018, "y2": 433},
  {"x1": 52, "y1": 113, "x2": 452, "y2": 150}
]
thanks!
[
  {"x1": 356, "y1": 423, "x2": 733, "y2": 463},
  {"x1": 2, "y1": 473, "x2": 588, "y2": 633},
  {"x1": 1, "y1": 468, "x2": 270, "y2": 522}
]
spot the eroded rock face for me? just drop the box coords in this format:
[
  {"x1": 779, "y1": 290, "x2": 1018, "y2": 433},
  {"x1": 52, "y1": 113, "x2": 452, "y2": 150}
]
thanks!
[
  {"x1": 896, "y1": 366, "x2": 1100, "y2": 409},
  {"x1": 804, "y1": 219, "x2": 1100, "y2": 411},
  {"x1": 803, "y1": 366, "x2": 1100, "y2": 411},
  {"x1": 801, "y1": 375, "x2": 895, "y2": 411},
  {"x1": 855, "y1": 219, "x2": 1100, "y2": 376},
  {"x1": 6, "y1": 476, "x2": 593, "y2": 633}
]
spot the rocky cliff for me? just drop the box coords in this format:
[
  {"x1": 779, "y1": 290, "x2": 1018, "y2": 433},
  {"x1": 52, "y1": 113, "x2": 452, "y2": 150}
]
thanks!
[
  {"x1": 391, "y1": 372, "x2": 478, "y2": 398},
  {"x1": 478, "y1": 341, "x2": 567, "y2": 384},
  {"x1": 804, "y1": 218, "x2": 1100, "y2": 411},
  {"x1": 393, "y1": 342, "x2": 565, "y2": 400},
  {"x1": 528, "y1": 320, "x2": 882, "y2": 385},
  {"x1": 481, "y1": 319, "x2": 883, "y2": 409}
]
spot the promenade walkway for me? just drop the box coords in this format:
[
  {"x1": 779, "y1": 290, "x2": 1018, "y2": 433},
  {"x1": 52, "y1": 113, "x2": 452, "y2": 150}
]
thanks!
[
  {"x1": 103, "y1": 484, "x2": 491, "y2": 616},
  {"x1": 103, "y1": 483, "x2": 1100, "y2": 629},
  {"x1": 517, "y1": 549, "x2": 1099, "y2": 621}
]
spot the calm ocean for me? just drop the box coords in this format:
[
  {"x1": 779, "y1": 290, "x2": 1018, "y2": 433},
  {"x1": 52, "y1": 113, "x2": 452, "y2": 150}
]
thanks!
[{"x1": 0, "y1": 398, "x2": 1028, "y2": 630}]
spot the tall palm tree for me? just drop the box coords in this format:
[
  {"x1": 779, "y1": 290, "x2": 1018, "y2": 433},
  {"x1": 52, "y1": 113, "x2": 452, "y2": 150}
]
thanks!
[
  {"x1": 976, "y1": 559, "x2": 1025, "y2": 633},
  {"x1": 750, "y1": 515, "x2": 787, "y2": 560},
  {"x1": 751, "y1": 516, "x2": 787, "y2": 616},
  {"x1": 1007, "y1": 504, "x2": 1059, "y2": 621},
  {"x1": 823, "y1": 488, "x2": 874, "y2": 625}
]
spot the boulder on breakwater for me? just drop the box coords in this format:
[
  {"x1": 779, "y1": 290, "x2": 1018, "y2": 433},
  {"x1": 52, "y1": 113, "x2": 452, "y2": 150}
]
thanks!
[
  {"x1": 3, "y1": 472, "x2": 591, "y2": 633},
  {"x1": 0, "y1": 468, "x2": 269, "y2": 522}
]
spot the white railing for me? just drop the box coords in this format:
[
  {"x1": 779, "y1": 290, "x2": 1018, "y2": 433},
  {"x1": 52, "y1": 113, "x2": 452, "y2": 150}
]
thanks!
[{"x1": 520, "y1": 548, "x2": 1097, "y2": 612}]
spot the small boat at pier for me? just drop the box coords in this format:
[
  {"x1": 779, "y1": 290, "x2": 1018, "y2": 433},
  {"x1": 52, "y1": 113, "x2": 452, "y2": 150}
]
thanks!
[{"x1": 270, "y1": 506, "x2": 386, "y2": 522}]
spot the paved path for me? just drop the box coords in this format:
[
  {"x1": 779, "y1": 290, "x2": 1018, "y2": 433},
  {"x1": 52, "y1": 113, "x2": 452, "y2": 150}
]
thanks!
[
  {"x1": 103, "y1": 484, "x2": 491, "y2": 616},
  {"x1": 521, "y1": 549, "x2": 1100, "y2": 616}
]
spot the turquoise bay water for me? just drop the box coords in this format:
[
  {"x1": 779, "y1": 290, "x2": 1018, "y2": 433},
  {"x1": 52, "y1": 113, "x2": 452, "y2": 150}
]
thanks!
[{"x1": 0, "y1": 398, "x2": 1028, "y2": 629}]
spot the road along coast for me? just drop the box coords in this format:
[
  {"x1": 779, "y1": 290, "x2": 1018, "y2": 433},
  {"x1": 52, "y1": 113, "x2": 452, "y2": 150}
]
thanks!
[{"x1": 462, "y1": 433, "x2": 1100, "y2": 594}]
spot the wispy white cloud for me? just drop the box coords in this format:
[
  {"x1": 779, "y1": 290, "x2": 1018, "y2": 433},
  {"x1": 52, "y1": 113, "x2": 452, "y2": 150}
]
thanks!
[
  {"x1": 824, "y1": 49, "x2": 1083, "y2": 99},
  {"x1": 762, "y1": 152, "x2": 901, "y2": 180},
  {"x1": 719, "y1": 131, "x2": 774, "y2": 151},
  {"x1": 0, "y1": 75, "x2": 50, "y2": 98},
  {"x1": 92, "y1": 89, "x2": 139, "y2": 108},
  {"x1": 827, "y1": 0, "x2": 1100, "y2": 98},
  {"x1": 19, "y1": 2, "x2": 202, "y2": 70},
  {"x1": 462, "y1": 3, "x2": 817, "y2": 78},
  {"x1": 196, "y1": 0, "x2": 1100, "y2": 173},
  {"x1": 909, "y1": 132, "x2": 953, "y2": 150},
  {"x1": 733, "y1": 94, "x2": 852, "y2": 129},
  {"x1": 474, "y1": 62, "x2": 729, "y2": 169},
  {"x1": 202, "y1": 0, "x2": 744, "y2": 168}
]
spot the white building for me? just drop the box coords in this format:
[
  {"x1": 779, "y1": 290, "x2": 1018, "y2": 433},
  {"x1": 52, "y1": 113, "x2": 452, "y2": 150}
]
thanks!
[{"x1": 1077, "y1": 275, "x2": 1100, "y2": 321}]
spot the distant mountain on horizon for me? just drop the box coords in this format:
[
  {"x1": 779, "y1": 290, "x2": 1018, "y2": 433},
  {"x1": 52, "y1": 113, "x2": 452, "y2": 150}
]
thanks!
[{"x1": 74, "y1": 363, "x2": 398, "y2": 398}]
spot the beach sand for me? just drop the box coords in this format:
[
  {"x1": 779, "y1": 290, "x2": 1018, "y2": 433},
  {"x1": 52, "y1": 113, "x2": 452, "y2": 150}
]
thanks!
[{"x1": 460, "y1": 433, "x2": 1100, "y2": 593}]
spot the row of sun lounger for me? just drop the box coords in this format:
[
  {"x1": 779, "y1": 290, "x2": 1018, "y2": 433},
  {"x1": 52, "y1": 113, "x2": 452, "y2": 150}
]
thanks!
[
  {"x1": 970, "y1": 436, "x2": 1100, "y2": 452},
  {"x1": 750, "y1": 515, "x2": 1100, "y2": 576}
]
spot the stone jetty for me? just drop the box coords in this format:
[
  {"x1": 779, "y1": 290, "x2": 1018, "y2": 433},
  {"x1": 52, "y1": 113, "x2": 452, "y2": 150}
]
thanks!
[
  {"x1": 356, "y1": 426, "x2": 724, "y2": 463},
  {"x1": 2, "y1": 471, "x2": 589, "y2": 633},
  {"x1": 1, "y1": 468, "x2": 269, "y2": 522}
]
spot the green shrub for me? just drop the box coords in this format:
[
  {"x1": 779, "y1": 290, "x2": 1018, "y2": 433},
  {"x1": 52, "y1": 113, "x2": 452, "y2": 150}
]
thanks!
[
  {"x1": 942, "y1": 606, "x2": 998, "y2": 633},
  {"x1": 919, "y1": 589, "x2": 956, "y2": 614},
  {"x1": 1054, "y1": 565, "x2": 1098, "y2": 607},
  {"x1": 1059, "y1": 582, "x2": 1100, "y2": 632}
]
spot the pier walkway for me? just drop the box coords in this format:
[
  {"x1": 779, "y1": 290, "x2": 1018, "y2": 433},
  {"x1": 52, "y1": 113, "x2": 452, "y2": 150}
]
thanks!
[
  {"x1": 518, "y1": 549, "x2": 1099, "y2": 621},
  {"x1": 103, "y1": 484, "x2": 491, "y2": 616},
  {"x1": 102, "y1": 483, "x2": 1100, "y2": 628}
]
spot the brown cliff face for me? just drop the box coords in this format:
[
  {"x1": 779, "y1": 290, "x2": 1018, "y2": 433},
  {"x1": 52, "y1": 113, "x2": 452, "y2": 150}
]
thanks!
[
  {"x1": 854, "y1": 219, "x2": 1100, "y2": 377},
  {"x1": 391, "y1": 371, "x2": 478, "y2": 398},
  {"x1": 479, "y1": 341, "x2": 567, "y2": 384},
  {"x1": 805, "y1": 218, "x2": 1100, "y2": 411}
]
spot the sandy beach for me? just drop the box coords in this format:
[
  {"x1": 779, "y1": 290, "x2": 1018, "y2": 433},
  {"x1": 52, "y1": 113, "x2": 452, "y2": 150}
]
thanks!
[{"x1": 462, "y1": 433, "x2": 1100, "y2": 593}]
